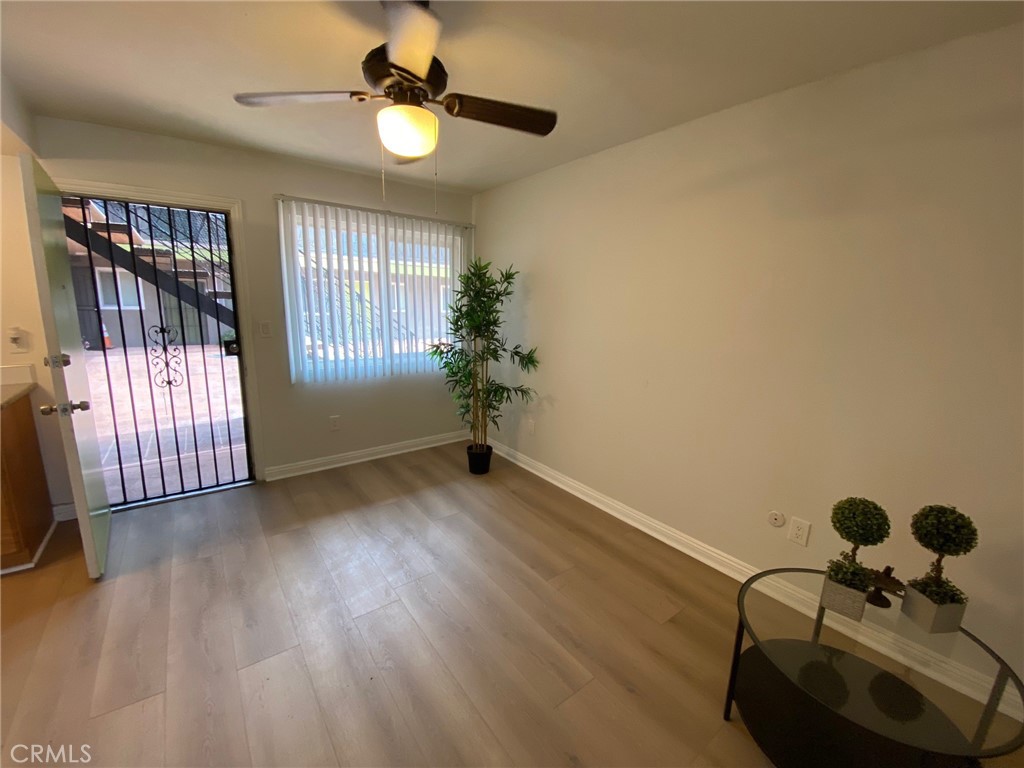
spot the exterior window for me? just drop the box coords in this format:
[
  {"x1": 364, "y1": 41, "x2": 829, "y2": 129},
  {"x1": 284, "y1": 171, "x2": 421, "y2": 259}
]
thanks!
[
  {"x1": 95, "y1": 268, "x2": 144, "y2": 310},
  {"x1": 278, "y1": 199, "x2": 471, "y2": 383}
]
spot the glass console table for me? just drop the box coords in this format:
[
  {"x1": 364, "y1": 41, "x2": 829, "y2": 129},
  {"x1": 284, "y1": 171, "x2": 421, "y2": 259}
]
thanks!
[{"x1": 723, "y1": 568, "x2": 1024, "y2": 767}]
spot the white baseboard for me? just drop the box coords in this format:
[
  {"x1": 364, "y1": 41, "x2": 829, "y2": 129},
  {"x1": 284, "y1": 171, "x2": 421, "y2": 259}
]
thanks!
[
  {"x1": 1, "y1": 520, "x2": 57, "y2": 576},
  {"x1": 491, "y1": 441, "x2": 1023, "y2": 722},
  {"x1": 53, "y1": 503, "x2": 76, "y2": 522},
  {"x1": 491, "y1": 441, "x2": 757, "y2": 583},
  {"x1": 264, "y1": 431, "x2": 466, "y2": 482}
]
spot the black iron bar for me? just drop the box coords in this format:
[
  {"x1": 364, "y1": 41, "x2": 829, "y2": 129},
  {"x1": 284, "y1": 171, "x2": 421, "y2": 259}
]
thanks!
[
  {"x1": 209, "y1": 214, "x2": 236, "y2": 481},
  {"x1": 66, "y1": 197, "x2": 254, "y2": 507},
  {"x1": 142, "y1": 204, "x2": 186, "y2": 494},
  {"x1": 185, "y1": 210, "x2": 221, "y2": 487},
  {"x1": 112, "y1": 479, "x2": 253, "y2": 513},
  {"x1": 219, "y1": 213, "x2": 255, "y2": 483},
  {"x1": 64, "y1": 217, "x2": 235, "y2": 329},
  {"x1": 78, "y1": 197, "x2": 129, "y2": 505},
  {"x1": 205, "y1": 212, "x2": 237, "y2": 484},
  {"x1": 167, "y1": 207, "x2": 205, "y2": 490},
  {"x1": 101, "y1": 199, "x2": 149, "y2": 502},
  {"x1": 124, "y1": 202, "x2": 167, "y2": 498}
]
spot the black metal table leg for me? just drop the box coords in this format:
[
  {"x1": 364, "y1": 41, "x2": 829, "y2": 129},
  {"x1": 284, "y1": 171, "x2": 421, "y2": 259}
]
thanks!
[
  {"x1": 723, "y1": 614, "x2": 745, "y2": 721},
  {"x1": 811, "y1": 605, "x2": 825, "y2": 644}
]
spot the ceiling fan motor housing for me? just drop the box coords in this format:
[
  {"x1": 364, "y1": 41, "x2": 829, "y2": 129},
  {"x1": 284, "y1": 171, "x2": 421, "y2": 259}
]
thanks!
[{"x1": 362, "y1": 44, "x2": 448, "y2": 101}]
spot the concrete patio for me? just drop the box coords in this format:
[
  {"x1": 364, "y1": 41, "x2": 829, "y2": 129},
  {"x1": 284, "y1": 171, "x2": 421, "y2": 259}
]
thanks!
[{"x1": 85, "y1": 345, "x2": 250, "y2": 504}]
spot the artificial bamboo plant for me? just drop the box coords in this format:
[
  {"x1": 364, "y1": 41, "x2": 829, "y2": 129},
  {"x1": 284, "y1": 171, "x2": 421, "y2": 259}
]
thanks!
[{"x1": 428, "y1": 259, "x2": 538, "y2": 457}]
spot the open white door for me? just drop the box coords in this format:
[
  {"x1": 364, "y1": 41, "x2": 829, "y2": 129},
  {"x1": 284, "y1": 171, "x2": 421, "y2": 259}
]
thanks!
[{"x1": 19, "y1": 154, "x2": 111, "y2": 577}]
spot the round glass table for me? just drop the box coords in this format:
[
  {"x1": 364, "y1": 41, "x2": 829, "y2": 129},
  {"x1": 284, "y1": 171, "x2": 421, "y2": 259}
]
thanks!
[{"x1": 723, "y1": 568, "x2": 1024, "y2": 768}]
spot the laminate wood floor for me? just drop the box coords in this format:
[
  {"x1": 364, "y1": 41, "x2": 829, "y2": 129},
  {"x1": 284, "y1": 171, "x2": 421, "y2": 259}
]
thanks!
[{"x1": 0, "y1": 445, "x2": 1015, "y2": 767}]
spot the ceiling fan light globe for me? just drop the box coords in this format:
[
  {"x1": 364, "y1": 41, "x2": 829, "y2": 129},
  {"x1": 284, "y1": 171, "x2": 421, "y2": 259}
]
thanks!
[{"x1": 376, "y1": 104, "x2": 438, "y2": 158}]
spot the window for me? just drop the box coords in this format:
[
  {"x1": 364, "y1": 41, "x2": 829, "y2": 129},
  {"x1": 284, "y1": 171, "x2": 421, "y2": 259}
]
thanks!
[
  {"x1": 95, "y1": 267, "x2": 144, "y2": 310},
  {"x1": 278, "y1": 199, "x2": 471, "y2": 382}
]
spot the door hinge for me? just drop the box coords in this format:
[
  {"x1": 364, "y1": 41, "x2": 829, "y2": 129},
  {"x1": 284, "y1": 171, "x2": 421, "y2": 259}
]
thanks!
[
  {"x1": 39, "y1": 400, "x2": 90, "y2": 417},
  {"x1": 43, "y1": 353, "x2": 71, "y2": 368}
]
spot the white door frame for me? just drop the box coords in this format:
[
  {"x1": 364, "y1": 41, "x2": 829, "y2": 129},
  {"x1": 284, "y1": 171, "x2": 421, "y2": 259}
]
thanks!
[{"x1": 49, "y1": 177, "x2": 267, "y2": 482}]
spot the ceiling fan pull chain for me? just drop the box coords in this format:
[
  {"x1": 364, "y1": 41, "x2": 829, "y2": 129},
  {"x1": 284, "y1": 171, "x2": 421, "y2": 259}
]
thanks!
[
  {"x1": 380, "y1": 141, "x2": 387, "y2": 202},
  {"x1": 433, "y1": 123, "x2": 438, "y2": 214}
]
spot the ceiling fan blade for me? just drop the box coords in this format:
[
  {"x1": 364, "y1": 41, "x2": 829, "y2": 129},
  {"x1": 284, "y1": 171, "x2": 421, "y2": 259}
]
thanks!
[
  {"x1": 234, "y1": 91, "x2": 370, "y2": 107},
  {"x1": 441, "y1": 94, "x2": 557, "y2": 136},
  {"x1": 385, "y1": 1, "x2": 441, "y2": 81}
]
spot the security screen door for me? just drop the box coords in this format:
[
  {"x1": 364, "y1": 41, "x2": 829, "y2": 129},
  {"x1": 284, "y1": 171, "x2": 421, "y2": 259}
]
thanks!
[{"x1": 63, "y1": 195, "x2": 253, "y2": 506}]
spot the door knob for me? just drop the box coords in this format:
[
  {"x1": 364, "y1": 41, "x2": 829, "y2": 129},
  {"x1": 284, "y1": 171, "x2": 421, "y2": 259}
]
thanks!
[
  {"x1": 70, "y1": 401, "x2": 90, "y2": 412},
  {"x1": 39, "y1": 404, "x2": 59, "y2": 416}
]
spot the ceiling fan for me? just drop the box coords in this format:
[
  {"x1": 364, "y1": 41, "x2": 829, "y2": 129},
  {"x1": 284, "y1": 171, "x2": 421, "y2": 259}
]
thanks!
[{"x1": 234, "y1": 1, "x2": 557, "y2": 160}]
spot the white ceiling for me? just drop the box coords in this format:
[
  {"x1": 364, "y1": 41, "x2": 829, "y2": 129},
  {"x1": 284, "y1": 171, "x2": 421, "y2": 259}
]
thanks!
[{"x1": 2, "y1": 1, "x2": 1020, "y2": 192}]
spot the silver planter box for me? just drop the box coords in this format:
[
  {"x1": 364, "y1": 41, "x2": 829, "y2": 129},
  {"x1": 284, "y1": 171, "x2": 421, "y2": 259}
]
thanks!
[
  {"x1": 901, "y1": 586, "x2": 966, "y2": 634},
  {"x1": 820, "y1": 578, "x2": 867, "y2": 622}
]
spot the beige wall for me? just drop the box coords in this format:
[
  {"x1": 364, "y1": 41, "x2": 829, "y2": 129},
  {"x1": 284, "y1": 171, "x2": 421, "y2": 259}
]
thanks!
[
  {"x1": 1, "y1": 74, "x2": 37, "y2": 155},
  {"x1": 474, "y1": 25, "x2": 1024, "y2": 667},
  {"x1": 33, "y1": 118, "x2": 473, "y2": 476}
]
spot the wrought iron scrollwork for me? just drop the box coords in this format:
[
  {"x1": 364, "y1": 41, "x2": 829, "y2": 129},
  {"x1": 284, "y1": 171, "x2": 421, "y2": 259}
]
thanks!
[{"x1": 148, "y1": 324, "x2": 184, "y2": 388}]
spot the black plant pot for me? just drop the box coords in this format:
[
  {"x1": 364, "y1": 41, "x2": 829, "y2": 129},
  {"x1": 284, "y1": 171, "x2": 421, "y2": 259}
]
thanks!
[{"x1": 467, "y1": 445, "x2": 493, "y2": 475}]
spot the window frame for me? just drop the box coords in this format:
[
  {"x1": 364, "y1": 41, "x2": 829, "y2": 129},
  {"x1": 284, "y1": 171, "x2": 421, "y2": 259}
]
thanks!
[
  {"x1": 94, "y1": 266, "x2": 145, "y2": 311},
  {"x1": 278, "y1": 197, "x2": 472, "y2": 384}
]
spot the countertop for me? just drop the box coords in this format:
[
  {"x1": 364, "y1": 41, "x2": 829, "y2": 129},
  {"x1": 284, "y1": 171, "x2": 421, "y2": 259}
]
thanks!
[{"x1": 1, "y1": 382, "x2": 38, "y2": 410}]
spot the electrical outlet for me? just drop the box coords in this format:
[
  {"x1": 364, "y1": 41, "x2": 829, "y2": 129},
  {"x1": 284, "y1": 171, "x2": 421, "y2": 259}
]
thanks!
[
  {"x1": 527, "y1": 418, "x2": 535, "y2": 436},
  {"x1": 258, "y1": 320, "x2": 271, "y2": 338},
  {"x1": 329, "y1": 415, "x2": 342, "y2": 432},
  {"x1": 788, "y1": 517, "x2": 811, "y2": 547},
  {"x1": 767, "y1": 510, "x2": 786, "y2": 528}
]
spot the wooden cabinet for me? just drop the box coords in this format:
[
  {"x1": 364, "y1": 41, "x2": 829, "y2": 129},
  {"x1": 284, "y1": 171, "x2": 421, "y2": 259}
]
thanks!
[{"x1": 1, "y1": 390, "x2": 54, "y2": 570}]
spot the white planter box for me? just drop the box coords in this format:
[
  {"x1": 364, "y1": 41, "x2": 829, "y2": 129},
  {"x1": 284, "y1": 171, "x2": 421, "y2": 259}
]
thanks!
[
  {"x1": 820, "y1": 578, "x2": 867, "y2": 622},
  {"x1": 900, "y1": 586, "x2": 966, "y2": 634}
]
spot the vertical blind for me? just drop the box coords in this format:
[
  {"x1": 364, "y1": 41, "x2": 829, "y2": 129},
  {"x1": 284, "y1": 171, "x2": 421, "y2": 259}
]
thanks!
[{"x1": 279, "y1": 198, "x2": 471, "y2": 383}]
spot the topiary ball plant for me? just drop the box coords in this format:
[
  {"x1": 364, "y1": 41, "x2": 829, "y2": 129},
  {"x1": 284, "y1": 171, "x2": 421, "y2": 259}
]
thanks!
[
  {"x1": 825, "y1": 556, "x2": 874, "y2": 593},
  {"x1": 906, "y1": 505, "x2": 978, "y2": 605},
  {"x1": 831, "y1": 497, "x2": 891, "y2": 563},
  {"x1": 824, "y1": 497, "x2": 890, "y2": 592}
]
